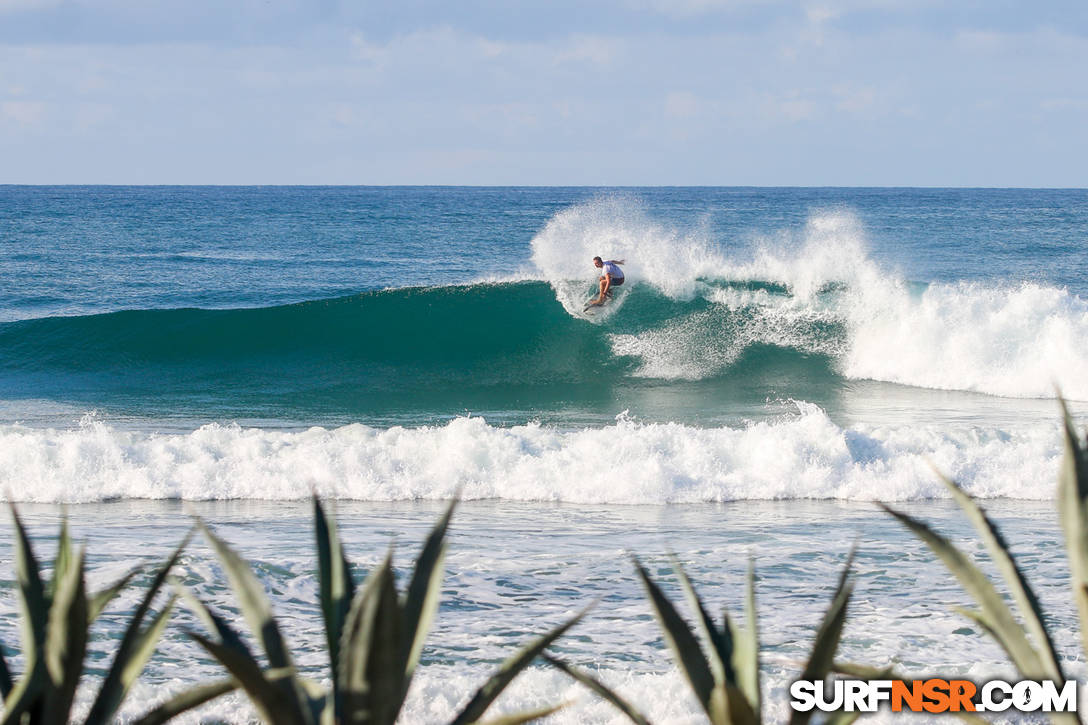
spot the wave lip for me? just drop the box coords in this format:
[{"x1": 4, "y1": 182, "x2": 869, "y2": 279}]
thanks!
[{"x1": 0, "y1": 406, "x2": 1061, "y2": 504}]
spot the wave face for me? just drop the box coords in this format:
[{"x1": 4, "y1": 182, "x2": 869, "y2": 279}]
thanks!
[
  {"x1": 0, "y1": 405, "x2": 1062, "y2": 503},
  {"x1": 0, "y1": 281, "x2": 617, "y2": 392},
  {"x1": 2, "y1": 198, "x2": 1087, "y2": 416}
]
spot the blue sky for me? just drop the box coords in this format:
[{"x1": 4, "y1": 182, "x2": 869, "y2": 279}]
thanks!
[{"x1": 1, "y1": 0, "x2": 1085, "y2": 185}]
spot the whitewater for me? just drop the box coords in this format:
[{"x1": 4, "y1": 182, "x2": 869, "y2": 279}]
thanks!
[
  {"x1": 0, "y1": 406, "x2": 1066, "y2": 503},
  {"x1": 2, "y1": 186, "x2": 1087, "y2": 723},
  {"x1": 531, "y1": 197, "x2": 1088, "y2": 399}
]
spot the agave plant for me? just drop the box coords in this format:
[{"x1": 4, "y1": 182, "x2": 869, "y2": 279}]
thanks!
[
  {"x1": 180, "y1": 497, "x2": 588, "y2": 725},
  {"x1": 545, "y1": 552, "x2": 856, "y2": 725},
  {"x1": 0, "y1": 505, "x2": 233, "y2": 725},
  {"x1": 881, "y1": 400, "x2": 1086, "y2": 725}
]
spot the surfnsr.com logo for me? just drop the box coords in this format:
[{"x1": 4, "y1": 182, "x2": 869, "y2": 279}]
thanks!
[{"x1": 790, "y1": 679, "x2": 1079, "y2": 713}]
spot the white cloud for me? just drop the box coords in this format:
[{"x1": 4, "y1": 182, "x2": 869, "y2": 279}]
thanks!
[
  {"x1": 476, "y1": 37, "x2": 508, "y2": 58},
  {"x1": 664, "y1": 90, "x2": 700, "y2": 118},
  {"x1": 956, "y1": 29, "x2": 1006, "y2": 53},
  {"x1": 804, "y1": 5, "x2": 841, "y2": 25},
  {"x1": 554, "y1": 35, "x2": 620, "y2": 67},
  {"x1": 349, "y1": 33, "x2": 385, "y2": 64},
  {"x1": 777, "y1": 96, "x2": 817, "y2": 122},
  {"x1": 832, "y1": 84, "x2": 878, "y2": 115},
  {"x1": 72, "y1": 102, "x2": 114, "y2": 130},
  {"x1": 1, "y1": 99, "x2": 45, "y2": 124}
]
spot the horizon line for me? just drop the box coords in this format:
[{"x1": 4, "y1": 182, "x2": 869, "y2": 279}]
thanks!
[{"x1": 2, "y1": 183, "x2": 1087, "y2": 191}]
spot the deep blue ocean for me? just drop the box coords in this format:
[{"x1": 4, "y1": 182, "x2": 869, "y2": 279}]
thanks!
[{"x1": 2, "y1": 187, "x2": 1087, "y2": 722}]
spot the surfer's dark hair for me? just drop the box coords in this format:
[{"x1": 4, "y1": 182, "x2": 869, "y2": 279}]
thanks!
[{"x1": 593, "y1": 256, "x2": 602, "y2": 263}]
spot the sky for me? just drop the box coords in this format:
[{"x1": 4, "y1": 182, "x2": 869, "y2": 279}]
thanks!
[{"x1": 1, "y1": 0, "x2": 1086, "y2": 185}]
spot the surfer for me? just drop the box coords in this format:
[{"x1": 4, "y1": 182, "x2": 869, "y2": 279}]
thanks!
[{"x1": 588, "y1": 256, "x2": 625, "y2": 307}]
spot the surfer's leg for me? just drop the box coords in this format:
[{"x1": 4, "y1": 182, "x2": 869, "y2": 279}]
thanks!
[{"x1": 595, "y1": 277, "x2": 608, "y2": 304}]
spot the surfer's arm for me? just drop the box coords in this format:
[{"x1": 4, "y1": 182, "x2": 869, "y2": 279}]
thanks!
[{"x1": 609, "y1": 260, "x2": 625, "y2": 265}]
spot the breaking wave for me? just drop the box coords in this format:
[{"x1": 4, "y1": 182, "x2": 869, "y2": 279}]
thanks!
[
  {"x1": 0, "y1": 405, "x2": 1064, "y2": 503},
  {"x1": 1, "y1": 198, "x2": 1085, "y2": 410}
]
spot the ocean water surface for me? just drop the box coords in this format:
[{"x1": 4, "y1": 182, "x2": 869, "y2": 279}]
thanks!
[{"x1": 1, "y1": 186, "x2": 1087, "y2": 722}]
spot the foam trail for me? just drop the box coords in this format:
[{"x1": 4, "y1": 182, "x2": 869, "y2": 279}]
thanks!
[{"x1": 0, "y1": 407, "x2": 1063, "y2": 503}]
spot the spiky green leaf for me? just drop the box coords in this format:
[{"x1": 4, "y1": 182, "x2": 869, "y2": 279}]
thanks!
[
  {"x1": 189, "y1": 634, "x2": 311, "y2": 725},
  {"x1": 339, "y1": 553, "x2": 404, "y2": 725},
  {"x1": 953, "y1": 606, "x2": 1004, "y2": 644},
  {"x1": 131, "y1": 678, "x2": 239, "y2": 725},
  {"x1": 669, "y1": 555, "x2": 735, "y2": 688},
  {"x1": 119, "y1": 596, "x2": 178, "y2": 695},
  {"x1": 734, "y1": 558, "x2": 760, "y2": 720},
  {"x1": 881, "y1": 504, "x2": 1047, "y2": 679},
  {"x1": 178, "y1": 587, "x2": 261, "y2": 662},
  {"x1": 789, "y1": 552, "x2": 854, "y2": 725},
  {"x1": 314, "y1": 496, "x2": 355, "y2": 693},
  {"x1": 295, "y1": 675, "x2": 332, "y2": 725},
  {"x1": 49, "y1": 513, "x2": 73, "y2": 603},
  {"x1": 88, "y1": 568, "x2": 138, "y2": 622},
  {"x1": 633, "y1": 558, "x2": 715, "y2": 720},
  {"x1": 473, "y1": 702, "x2": 568, "y2": 725},
  {"x1": 85, "y1": 530, "x2": 192, "y2": 725},
  {"x1": 174, "y1": 581, "x2": 218, "y2": 634},
  {"x1": 450, "y1": 605, "x2": 591, "y2": 725},
  {"x1": 939, "y1": 474, "x2": 1066, "y2": 683},
  {"x1": 181, "y1": 587, "x2": 313, "y2": 724},
  {"x1": 1, "y1": 663, "x2": 46, "y2": 725},
  {"x1": 42, "y1": 546, "x2": 88, "y2": 725},
  {"x1": 0, "y1": 648, "x2": 11, "y2": 700},
  {"x1": 1057, "y1": 397, "x2": 1088, "y2": 661},
  {"x1": 199, "y1": 521, "x2": 295, "y2": 670},
  {"x1": 11, "y1": 504, "x2": 47, "y2": 661},
  {"x1": 401, "y1": 499, "x2": 455, "y2": 683},
  {"x1": 2, "y1": 505, "x2": 49, "y2": 725},
  {"x1": 543, "y1": 655, "x2": 650, "y2": 725},
  {"x1": 721, "y1": 683, "x2": 759, "y2": 725}
]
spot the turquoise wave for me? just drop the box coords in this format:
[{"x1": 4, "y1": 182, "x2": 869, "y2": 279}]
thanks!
[{"x1": 0, "y1": 281, "x2": 843, "y2": 417}]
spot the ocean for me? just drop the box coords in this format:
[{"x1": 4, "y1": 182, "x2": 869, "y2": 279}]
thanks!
[{"x1": 1, "y1": 186, "x2": 1087, "y2": 722}]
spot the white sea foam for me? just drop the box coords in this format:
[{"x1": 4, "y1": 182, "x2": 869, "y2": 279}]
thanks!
[
  {"x1": 843, "y1": 280, "x2": 1088, "y2": 398},
  {"x1": 117, "y1": 666, "x2": 761, "y2": 724},
  {"x1": 7, "y1": 495, "x2": 1075, "y2": 724},
  {"x1": 530, "y1": 198, "x2": 1088, "y2": 398},
  {"x1": 0, "y1": 406, "x2": 1064, "y2": 503},
  {"x1": 609, "y1": 292, "x2": 842, "y2": 379},
  {"x1": 529, "y1": 194, "x2": 728, "y2": 316}
]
